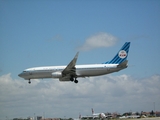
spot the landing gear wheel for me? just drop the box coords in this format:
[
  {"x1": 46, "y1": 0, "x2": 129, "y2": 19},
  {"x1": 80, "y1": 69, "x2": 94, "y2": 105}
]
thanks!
[
  {"x1": 28, "y1": 79, "x2": 31, "y2": 84},
  {"x1": 74, "y1": 79, "x2": 78, "y2": 84},
  {"x1": 70, "y1": 77, "x2": 74, "y2": 82}
]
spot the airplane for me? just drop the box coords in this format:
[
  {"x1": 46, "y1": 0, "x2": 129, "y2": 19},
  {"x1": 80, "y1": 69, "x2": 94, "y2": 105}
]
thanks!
[
  {"x1": 18, "y1": 42, "x2": 130, "y2": 84},
  {"x1": 92, "y1": 108, "x2": 107, "y2": 118},
  {"x1": 79, "y1": 108, "x2": 107, "y2": 119}
]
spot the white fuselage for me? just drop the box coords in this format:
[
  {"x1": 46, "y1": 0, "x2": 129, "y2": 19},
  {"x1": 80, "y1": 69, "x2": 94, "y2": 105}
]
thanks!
[{"x1": 19, "y1": 63, "x2": 125, "y2": 80}]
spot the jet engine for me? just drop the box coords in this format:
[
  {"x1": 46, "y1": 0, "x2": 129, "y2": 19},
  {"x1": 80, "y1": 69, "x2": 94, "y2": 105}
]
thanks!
[
  {"x1": 52, "y1": 72, "x2": 62, "y2": 78},
  {"x1": 99, "y1": 113, "x2": 107, "y2": 118}
]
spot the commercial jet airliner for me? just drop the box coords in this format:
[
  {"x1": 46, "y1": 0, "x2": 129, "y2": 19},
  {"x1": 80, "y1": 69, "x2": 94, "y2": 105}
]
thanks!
[
  {"x1": 80, "y1": 108, "x2": 111, "y2": 119},
  {"x1": 92, "y1": 108, "x2": 108, "y2": 118},
  {"x1": 18, "y1": 42, "x2": 130, "y2": 84}
]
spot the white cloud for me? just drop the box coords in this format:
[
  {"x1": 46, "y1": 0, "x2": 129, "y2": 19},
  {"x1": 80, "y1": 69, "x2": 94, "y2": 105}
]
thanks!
[
  {"x1": 0, "y1": 74, "x2": 160, "y2": 119},
  {"x1": 78, "y1": 32, "x2": 118, "y2": 51}
]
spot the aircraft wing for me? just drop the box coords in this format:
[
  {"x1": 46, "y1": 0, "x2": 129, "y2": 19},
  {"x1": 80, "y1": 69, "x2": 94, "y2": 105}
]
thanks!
[{"x1": 60, "y1": 52, "x2": 79, "y2": 81}]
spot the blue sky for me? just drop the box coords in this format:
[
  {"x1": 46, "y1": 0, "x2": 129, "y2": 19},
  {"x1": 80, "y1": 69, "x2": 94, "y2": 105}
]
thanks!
[{"x1": 0, "y1": 0, "x2": 160, "y2": 119}]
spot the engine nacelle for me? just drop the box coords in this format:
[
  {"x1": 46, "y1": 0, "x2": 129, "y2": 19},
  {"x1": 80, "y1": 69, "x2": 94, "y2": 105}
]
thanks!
[
  {"x1": 52, "y1": 72, "x2": 62, "y2": 78},
  {"x1": 100, "y1": 113, "x2": 107, "y2": 118}
]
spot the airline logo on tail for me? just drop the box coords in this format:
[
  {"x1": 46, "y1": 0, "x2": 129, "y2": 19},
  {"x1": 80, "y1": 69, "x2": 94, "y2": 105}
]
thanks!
[{"x1": 119, "y1": 50, "x2": 127, "y2": 59}]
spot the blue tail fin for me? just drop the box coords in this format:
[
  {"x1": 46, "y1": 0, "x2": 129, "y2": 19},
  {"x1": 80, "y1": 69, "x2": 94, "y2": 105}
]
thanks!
[{"x1": 105, "y1": 42, "x2": 130, "y2": 64}]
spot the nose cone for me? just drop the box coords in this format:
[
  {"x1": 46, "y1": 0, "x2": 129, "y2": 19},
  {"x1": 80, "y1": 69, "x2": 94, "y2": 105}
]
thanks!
[{"x1": 18, "y1": 73, "x2": 23, "y2": 78}]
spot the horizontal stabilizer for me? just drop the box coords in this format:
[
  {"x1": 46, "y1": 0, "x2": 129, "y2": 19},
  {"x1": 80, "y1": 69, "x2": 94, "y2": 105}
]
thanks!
[{"x1": 117, "y1": 60, "x2": 128, "y2": 68}]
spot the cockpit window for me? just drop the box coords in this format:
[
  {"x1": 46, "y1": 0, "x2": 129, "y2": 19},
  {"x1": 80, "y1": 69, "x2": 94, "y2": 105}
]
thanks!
[{"x1": 23, "y1": 71, "x2": 27, "y2": 72}]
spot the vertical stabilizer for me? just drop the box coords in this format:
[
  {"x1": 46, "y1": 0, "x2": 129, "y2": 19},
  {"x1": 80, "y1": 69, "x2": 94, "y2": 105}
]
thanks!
[
  {"x1": 105, "y1": 42, "x2": 130, "y2": 64},
  {"x1": 92, "y1": 108, "x2": 94, "y2": 114}
]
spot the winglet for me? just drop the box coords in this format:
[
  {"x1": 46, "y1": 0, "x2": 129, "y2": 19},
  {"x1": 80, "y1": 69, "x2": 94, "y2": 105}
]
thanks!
[{"x1": 75, "y1": 52, "x2": 79, "y2": 60}]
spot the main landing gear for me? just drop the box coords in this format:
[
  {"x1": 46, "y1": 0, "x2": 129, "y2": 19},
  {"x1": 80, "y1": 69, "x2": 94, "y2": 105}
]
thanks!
[
  {"x1": 70, "y1": 77, "x2": 78, "y2": 84},
  {"x1": 74, "y1": 79, "x2": 78, "y2": 83},
  {"x1": 28, "y1": 79, "x2": 31, "y2": 84}
]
